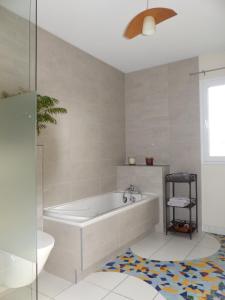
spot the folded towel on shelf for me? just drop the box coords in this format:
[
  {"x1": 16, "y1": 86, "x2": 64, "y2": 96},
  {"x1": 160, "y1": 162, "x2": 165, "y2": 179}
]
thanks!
[{"x1": 168, "y1": 197, "x2": 190, "y2": 207}]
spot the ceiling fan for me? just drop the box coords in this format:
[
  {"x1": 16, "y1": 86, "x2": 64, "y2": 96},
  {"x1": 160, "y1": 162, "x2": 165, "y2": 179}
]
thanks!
[{"x1": 124, "y1": 0, "x2": 177, "y2": 39}]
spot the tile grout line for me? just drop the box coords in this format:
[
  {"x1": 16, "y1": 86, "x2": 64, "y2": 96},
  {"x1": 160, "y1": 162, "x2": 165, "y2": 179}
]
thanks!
[
  {"x1": 110, "y1": 274, "x2": 130, "y2": 292},
  {"x1": 153, "y1": 292, "x2": 163, "y2": 300},
  {"x1": 100, "y1": 275, "x2": 131, "y2": 300},
  {"x1": 84, "y1": 279, "x2": 112, "y2": 291},
  {"x1": 84, "y1": 273, "x2": 129, "y2": 292},
  {"x1": 111, "y1": 274, "x2": 158, "y2": 300},
  {"x1": 31, "y1": 286, "x2": 50, "y2": 299},
  {"x1": 152, "y1": 293, "x2": 158, "y2": 300},
  {"x1": 113, "y1": 289, "x2": 157, "y2": 300},
  {"x1": 44, "y1": 233, "x2": 211, "y2": 300},
  {"x1": 99, "y1": 290, "x2": 114, "y2": 300},
  {"x1": 51, "y1": 282, "x2": 74, "y2": 299},
  {"x1": 112, "y1": 290, "x2": 135, "y2": 300},
  {"x1": 148, "y1": 236, "x2": 173, "y2": 260},
  {"x1": 184, "y1": 233, "x2": 220, "y2": 260},
  {"x1": 37, "y1": 291, "x2": 55, "y2": 300},
  {"x1": 184, "y1": 233, "x2": 207, "y2": 260},
  {"x1": 149, "y1": 233, "x2": 206, "y2": 261}
]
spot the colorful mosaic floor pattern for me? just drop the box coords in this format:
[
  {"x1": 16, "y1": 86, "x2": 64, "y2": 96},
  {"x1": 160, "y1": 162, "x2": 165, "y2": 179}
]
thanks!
[{"x1": 102, "y1": 235, "x2": 225, "y2": 300}]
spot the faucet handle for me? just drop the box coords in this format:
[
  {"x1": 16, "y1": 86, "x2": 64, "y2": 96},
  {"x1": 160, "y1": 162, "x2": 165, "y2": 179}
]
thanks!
[
  {"x1": 129, "y1": 184, "x2": 135, "y2": 191},
  {"x1": 127, "y1": 184, "x2": 141, "y2": 194}
]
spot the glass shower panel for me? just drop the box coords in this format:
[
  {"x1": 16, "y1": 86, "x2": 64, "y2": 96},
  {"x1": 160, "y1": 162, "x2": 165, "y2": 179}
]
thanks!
[
  {"x1": 0, "y1": 93, "x2": 37, "y2": 299},
  {"x1": 0, "y1": 0, "x2": 36, "y2": 93},
  {"x1": 0, "y1": 0, "x2": 37, "y2": 299}
]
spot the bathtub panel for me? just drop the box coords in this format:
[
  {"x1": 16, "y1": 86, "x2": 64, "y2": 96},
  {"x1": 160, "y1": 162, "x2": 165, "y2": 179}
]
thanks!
[
  {"x1": 43, "y1": 194, "x2": 159, "y2": 279},
  {"x1": 44, "y1": 220, "x2": 81, "y2": 282},
  {"x1": 82, "y1": 214, "x2": 120, "y2": 270},
  {"x1": 117, "y1": 165, "x2": 169, "y2": 233},
  {"x1": 119, "y1": 199, "x2": 158, "y2": 247},
  {"x1": 45, "y1": 247, "x2": 76, "y2": 282}
]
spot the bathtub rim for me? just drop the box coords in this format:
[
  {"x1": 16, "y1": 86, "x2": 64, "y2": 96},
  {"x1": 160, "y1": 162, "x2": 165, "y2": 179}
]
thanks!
[
  {"x1": 44, "y1": 191, "x2": 144, "y2": 211},
  {"x1": 43, "y1": 192, "x2": 159, "y2": 228}
]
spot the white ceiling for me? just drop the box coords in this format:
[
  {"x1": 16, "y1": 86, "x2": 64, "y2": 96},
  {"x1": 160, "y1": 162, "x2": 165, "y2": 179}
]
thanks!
[
  {"x1": 2, "y1": 0, "x2": 225, "y2": 73},
  {"x1": 36, "y1": 0, "x2": 225, "y2": 73}
]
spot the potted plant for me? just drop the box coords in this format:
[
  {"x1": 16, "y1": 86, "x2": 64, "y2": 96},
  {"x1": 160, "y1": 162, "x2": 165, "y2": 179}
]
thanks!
[
  {"x1": 1, "y1": 90, "x2": 67, "y2": 135},
  {"x1": 37, "y1": 94, "x2": 67, "y2": 135}
]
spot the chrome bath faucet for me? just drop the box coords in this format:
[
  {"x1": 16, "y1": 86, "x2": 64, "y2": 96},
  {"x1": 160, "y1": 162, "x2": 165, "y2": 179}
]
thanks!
[{"x1": 123, "y1": 185, "x2": 142, "y2": 204}]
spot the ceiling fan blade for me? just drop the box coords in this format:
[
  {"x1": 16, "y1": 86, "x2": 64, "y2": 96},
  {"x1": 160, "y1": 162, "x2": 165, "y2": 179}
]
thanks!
[{"x1": 124, "y1": 7, "x2": 177, "y2": 39}]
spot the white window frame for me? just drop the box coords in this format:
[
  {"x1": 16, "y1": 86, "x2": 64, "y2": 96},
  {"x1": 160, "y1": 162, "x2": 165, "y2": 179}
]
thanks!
[{"x1": 200, "y1": 76, "x2": 225, "y2": 164}]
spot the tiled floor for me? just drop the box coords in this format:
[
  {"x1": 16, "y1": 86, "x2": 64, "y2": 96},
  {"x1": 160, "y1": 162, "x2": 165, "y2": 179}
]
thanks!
[
  {"x1": 131, "y1": 231, "x2": 220, "y2": 261},
  {"x1": 36, "y1": 271, "x2": 161, "y2": 300},
  {"x1": 34, "y1": 232, "x2": 220, "y2": 300}
]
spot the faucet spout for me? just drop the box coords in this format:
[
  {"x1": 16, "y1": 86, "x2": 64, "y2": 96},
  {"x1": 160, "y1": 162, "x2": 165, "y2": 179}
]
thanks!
[
  {"x1": 127, "y1": 184, "x2": 142, "y2": 195},
  {"x1": 122, "y1": 185, "x2": 142, "y2": 204}
]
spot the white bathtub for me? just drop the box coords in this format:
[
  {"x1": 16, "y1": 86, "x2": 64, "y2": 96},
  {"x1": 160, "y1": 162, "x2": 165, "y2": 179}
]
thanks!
[
  {"x1": 44, "y1": 192, "x2": 155, "y2": 226},
  {"x1": 43, "y1": 192, "x2": 159, "y2": 282}
]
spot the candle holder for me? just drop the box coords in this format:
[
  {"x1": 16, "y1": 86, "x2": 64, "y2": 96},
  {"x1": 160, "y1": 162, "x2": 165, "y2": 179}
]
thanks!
[
  {"x1": 128, "y1": 157, "x2": 136, "y2": 165},
  {"x1": 146, "y1": 157, "x2": 154, "y2": 166}
]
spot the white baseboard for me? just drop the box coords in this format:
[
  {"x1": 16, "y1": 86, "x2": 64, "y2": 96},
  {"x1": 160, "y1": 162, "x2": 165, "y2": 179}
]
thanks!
[{"x1": 203, "y1": 224, "x2": 225, "y2": 235}]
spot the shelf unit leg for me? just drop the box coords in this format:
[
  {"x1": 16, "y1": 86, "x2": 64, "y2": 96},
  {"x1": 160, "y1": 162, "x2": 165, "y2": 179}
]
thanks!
[
  {"x1": 189, "y1": 206, "x2": 192, "y2": 240},
  {"x1": 189, "y1": 182, "x2": 192, "y2": 240},
  {"x1": 172, "y1": 182, "x2": 175, "y2": 225},
  {"x1": 196, "y1": 177, "x2": 198, "y2": 232},
  {"x1": 165, "y1": 179, "x2": 168, "y2": 235},
  {"x1": 173, "y1": 207, "x2": 175, "y2": 224},
  {"x1": 165, "y1": 205, "x2": 168, "y2": 235}
]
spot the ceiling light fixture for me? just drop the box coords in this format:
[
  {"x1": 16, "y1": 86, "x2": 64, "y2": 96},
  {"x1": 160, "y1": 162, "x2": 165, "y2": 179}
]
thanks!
[
  {"x1": 142, "y1": 15, "x2": 156, "y2": 36},
  {"x1": 124, "y1": 0, "x2": 177, "y2": 39},
  {"x1": 142, "y1": 0, "x2": 156, "y2": 36}
]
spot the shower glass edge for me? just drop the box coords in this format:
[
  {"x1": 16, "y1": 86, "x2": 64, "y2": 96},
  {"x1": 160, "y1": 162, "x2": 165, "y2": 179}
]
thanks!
[{"x1": 0, "y1": 0, "x2": 38, "y2": 299}]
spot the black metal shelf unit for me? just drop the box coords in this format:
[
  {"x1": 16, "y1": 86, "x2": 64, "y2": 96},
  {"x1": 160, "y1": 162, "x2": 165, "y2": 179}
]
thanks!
[{"x1": 165, "y1": 173, "x2": 198, "y2": 239}]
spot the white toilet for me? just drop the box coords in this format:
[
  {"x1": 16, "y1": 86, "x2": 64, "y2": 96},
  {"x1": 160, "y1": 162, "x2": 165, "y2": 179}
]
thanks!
[{"x1": 0, "y1": 231, "x2": 54, "y2": 288}]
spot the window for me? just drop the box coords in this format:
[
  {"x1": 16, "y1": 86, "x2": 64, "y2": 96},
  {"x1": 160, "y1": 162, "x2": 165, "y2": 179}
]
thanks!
[{"x1": 201, "y1": 77, "x2": 225, "y2": 163}]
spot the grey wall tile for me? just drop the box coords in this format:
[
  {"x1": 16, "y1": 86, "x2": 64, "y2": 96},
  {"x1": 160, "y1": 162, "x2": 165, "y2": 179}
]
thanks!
[
  {"x1": 124, "y1": 58, "x2": 201, "y2": 223},
  {"x1": 37, "y1": 27, "x2": 125, "y2": 207},
  {"x1": 0, "y1": 6, "x2": 30, "y2": 95}
]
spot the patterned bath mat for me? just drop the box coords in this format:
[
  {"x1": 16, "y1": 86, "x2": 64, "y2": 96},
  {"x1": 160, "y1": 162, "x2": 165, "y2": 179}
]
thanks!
[{"x1": 101, "y1": 235, "x2": 225, "y2": 300}]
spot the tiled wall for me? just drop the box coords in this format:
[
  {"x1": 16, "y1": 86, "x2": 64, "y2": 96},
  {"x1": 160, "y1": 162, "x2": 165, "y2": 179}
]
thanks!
[
  {"x1": 125, "y1": 64, "x2": 169, "y2": 164},
  {"x1": 37, "y1": 28, "x2": 126, "y2": 207},
  {"x1": 117, "y1": 165, "x2": 169, "y2": 233},
  {"x1": 125, "y1": 58, "x2": 201, "y2": 222},
  {"x1": 0, "y1": 6, "x2": 30, "y2": 95},
  {"x1": 125, "y1": 57, "x2": 200, "y2": 171},
  {"x1": 1, "y1": 6, "x2": 201, "y2": 216}
]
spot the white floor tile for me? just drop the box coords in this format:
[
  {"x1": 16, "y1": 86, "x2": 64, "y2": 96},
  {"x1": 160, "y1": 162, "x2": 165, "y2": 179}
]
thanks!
[
  {"x1": 1, "y1": 287, "x2": 34, "y2": 300},
  {"x1": 131, "y1": 232, "x2": 210, "y2": 261},
  {"x1": 154, "y1": 293, "x2": 167, "y2": 300},
  {"x1": 151, "y1": 237, "x2": 196, "y2": 261},
  {"x1": 188, "y1": 232, "x2": 205, "y2": 242},
  {"x1": 103, "y1": 292, "x2": 129, "y2": 300},
  {"x1": 0, "y1": 285, "x2": 8, "y2": 294},
  {"x1": 169, "y1": 235, "x2": 200, "y2": 245},
  {"x1": 198, "y1": 234, "x2": 220, "y2": 251},
  {"x1": 185, "y1": 245, "x2": 220, "y2": 260},
  {"x1": 167, "y1": 231, "x2": 205, "y2": 242},
  {"x1": 131, "y1": 233, "x2": 171, "y2": 258},
  {"x1": 0, "y1": 288, "x2": 50, "y2": 300},
  {"x1": 85, "y1": 272, "x2": 128, "y2": 290},
  {"x1": 55, "y1": 281, "x2": 108, "y2": 300},
  {"x1": 114, "y1": 276, "x2": 158, "y2": 300},
  {"x1": 35, "y1": 293, "x2": 51, "y2": 300},
  {"x1": 37, "y1": 271, "x2": 72, "y2": 298}
]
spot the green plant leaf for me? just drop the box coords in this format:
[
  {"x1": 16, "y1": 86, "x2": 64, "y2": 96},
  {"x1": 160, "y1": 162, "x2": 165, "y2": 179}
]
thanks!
[{"x1": 1, "y1": 91, "x2": 67, "y2": 135}]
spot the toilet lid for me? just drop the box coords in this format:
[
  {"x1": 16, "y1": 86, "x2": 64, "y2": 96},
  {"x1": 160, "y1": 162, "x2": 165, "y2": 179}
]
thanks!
[{"x1": 37, "y1": 231, "x2": 55, "y2": 250}]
